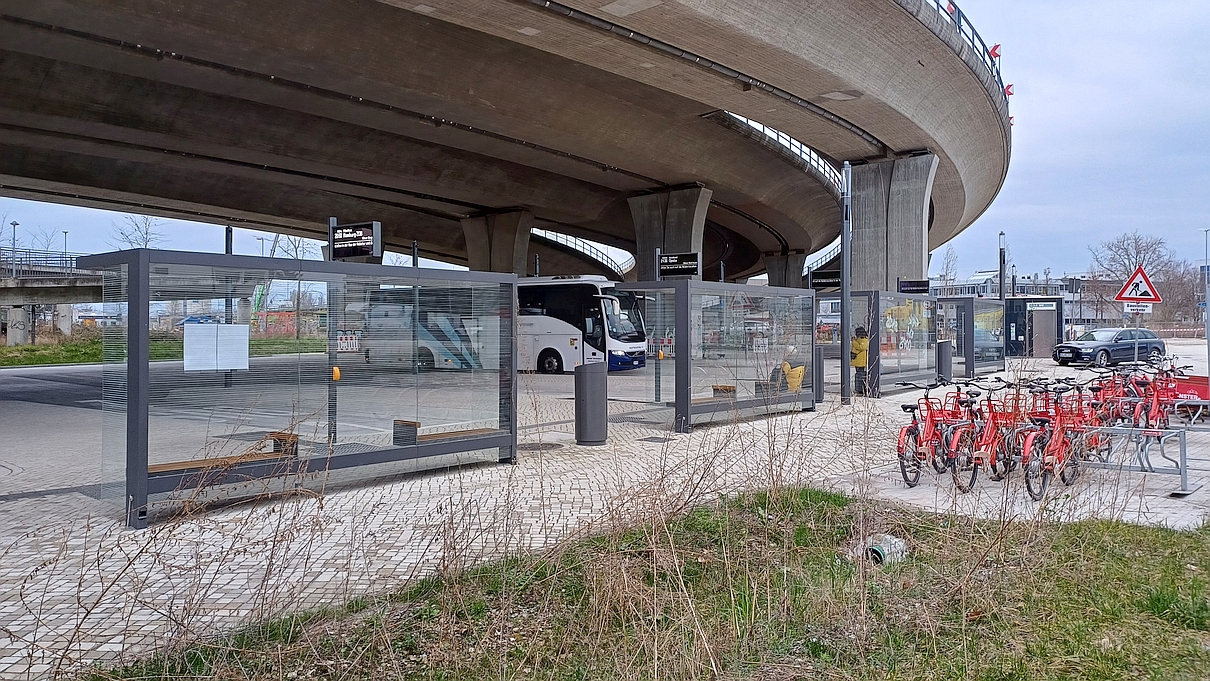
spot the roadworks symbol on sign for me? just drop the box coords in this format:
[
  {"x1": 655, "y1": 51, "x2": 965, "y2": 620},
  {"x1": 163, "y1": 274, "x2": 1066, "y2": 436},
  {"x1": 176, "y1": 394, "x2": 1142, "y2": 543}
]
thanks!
[{"x1": 1114, "y1": 265, "x2": 1163, "y2": 304}]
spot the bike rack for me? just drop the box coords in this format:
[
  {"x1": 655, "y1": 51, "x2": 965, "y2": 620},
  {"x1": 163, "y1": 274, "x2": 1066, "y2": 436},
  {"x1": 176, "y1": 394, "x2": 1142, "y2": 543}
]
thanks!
[{"x1": 1082, "y1": 425, "x2": 1201, "y2": 497}]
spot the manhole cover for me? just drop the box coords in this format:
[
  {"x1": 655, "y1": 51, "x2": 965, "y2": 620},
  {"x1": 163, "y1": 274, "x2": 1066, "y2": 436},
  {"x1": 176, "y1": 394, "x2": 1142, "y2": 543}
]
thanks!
[
  {"x1": 637, "y1": 437, "x2": 672, "y2": 443},
  {"x1": 517, "y1": 442, "x2": 564, "y2": 451}
]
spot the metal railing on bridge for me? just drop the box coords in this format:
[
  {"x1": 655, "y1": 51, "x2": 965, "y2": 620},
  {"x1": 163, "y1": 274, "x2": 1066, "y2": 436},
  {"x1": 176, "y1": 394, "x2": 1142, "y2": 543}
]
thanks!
[
  {"x1": 0, "y1": 247, "x2": 96, "y2": 279},
  {"x1": 922, "y1": 0, "x2": 1004, "y2": 87},
  {"x1": 531, "y1": 229, "x2": 633, "y2": 278}
]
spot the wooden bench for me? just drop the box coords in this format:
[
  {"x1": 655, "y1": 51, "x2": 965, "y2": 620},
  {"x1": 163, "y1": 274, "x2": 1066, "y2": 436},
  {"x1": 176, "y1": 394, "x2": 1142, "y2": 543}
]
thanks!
[
  {"x1": 269, "y1": 431, "x2": 299, "y2": 457},
  {"x1": 148, "y1": 451, "x2": 289, "y2": 475},
  {"x1": 712, "y1": 384, "x2": 737, "y2": 398},
  {"x1": 417, "y1": 428, "x2": 500, "y2": 442}
]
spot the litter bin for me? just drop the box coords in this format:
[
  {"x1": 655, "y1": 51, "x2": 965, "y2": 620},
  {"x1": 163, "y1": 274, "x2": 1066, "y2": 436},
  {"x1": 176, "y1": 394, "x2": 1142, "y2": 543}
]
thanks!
[{"x1": 575, "y1": 361, "x2": 608, "y2": 446}]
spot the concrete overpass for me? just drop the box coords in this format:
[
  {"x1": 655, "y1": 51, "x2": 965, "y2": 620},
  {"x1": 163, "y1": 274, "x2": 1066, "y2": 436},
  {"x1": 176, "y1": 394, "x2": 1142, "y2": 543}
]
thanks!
[{"x1": 0, "y1": 0, "x2": 1010, "y2": 283}]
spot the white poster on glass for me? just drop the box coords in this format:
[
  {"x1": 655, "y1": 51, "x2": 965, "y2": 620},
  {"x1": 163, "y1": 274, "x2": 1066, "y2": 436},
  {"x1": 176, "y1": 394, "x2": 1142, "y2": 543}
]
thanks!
[{"x1": 183, "y1": 324, "x2": 250, "y2": 371}]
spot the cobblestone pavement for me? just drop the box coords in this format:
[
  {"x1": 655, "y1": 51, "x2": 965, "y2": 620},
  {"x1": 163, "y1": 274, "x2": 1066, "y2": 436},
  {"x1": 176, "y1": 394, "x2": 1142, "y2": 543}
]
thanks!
[{"x1": 1, "y1": 367, "x2": 1209, "y2": 678}]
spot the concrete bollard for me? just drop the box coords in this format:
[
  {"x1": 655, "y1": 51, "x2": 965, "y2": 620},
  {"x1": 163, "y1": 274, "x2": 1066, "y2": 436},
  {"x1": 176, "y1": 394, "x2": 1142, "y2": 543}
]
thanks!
[
  {"x1": 574, "y1": 360, "x2": 608, "y2": 446},
  {"x1": 936, "y1": 339, "x2": 953, "y2": 383}
]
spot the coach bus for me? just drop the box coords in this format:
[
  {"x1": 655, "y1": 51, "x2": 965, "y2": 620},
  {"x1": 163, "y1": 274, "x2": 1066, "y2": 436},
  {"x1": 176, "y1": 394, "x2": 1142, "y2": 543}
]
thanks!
[{"x1": 518, "y1": 276, "x2": 646, "y2": 373}]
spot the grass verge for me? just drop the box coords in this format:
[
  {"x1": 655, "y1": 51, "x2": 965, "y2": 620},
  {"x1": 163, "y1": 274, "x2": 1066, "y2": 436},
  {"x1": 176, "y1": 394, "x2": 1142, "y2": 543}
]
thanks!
[{"x1": 82, "y1": 489, "x2": 1210, "y2": 680}]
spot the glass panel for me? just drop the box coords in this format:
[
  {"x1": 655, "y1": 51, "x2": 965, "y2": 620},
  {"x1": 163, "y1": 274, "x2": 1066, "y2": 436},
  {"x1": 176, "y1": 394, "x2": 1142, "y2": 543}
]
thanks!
[
  {"x1": 937, "y1": 300, "x2": 966, "y2": 378},
  {"x1": 973, "y1": 299, "x2": 1005, "y2": 371},
  {"x1": 622, "y1": 285, "x2": 677, "y2": 428},
  {"x1": 875, "y1": 294, "x2": 936, "y2": 385},
  {"x1": 100, "y1": 264, "x2": 128, "y2": 506}
]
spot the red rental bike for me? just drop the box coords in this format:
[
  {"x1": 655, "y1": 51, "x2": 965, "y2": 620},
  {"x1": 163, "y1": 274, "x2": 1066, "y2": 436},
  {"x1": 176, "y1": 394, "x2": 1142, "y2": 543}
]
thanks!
[{"x1": 895, "y1": 380, "x2": 975, "y2": 489}]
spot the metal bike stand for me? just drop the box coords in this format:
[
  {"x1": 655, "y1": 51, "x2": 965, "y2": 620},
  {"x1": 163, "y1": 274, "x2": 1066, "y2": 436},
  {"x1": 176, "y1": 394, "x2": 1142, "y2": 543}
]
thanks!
[{"x1": 1082, "y1": 425, "x2": 1201, "y2": 497}]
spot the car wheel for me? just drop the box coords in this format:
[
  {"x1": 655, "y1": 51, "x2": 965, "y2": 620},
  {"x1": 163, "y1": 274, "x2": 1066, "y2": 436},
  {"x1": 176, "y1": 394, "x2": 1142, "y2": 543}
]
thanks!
[
  {"x1": 1095, "y1": 350, "x2": 1110, "y2": 368},
  {"x1": 1148, "y1": 347, "x2": 1162, "y2": 363},
  {"x1": 1057, "y1": 360, "x2": 1069, "y2": 366}
]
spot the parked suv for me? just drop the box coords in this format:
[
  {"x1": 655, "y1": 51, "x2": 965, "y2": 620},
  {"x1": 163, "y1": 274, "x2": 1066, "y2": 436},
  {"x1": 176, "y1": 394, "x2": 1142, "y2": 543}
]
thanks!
[{"x1": 1052, "y1": 328, "x2": 1165, "y2": 366}]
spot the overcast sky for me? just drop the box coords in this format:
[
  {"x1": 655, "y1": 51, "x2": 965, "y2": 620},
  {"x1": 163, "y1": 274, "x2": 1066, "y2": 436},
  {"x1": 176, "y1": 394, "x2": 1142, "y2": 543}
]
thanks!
[{"x1": 0, "y1": 0, "x2": 1206, "y2": 280}]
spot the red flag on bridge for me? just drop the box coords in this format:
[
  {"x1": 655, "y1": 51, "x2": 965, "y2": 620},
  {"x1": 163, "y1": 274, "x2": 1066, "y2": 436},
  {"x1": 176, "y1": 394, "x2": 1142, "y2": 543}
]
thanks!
[
  {"x1": 947, "y1": 2, "x2": 956, "y2": 14},
  {"x1": 1009, "y1": 116, "x2": 1014, "y2": 126},
  {"x1": 1004, "y1": 83, "x2": 1014, "y2": 96},
  {"x1": 989, "y1": 43, "x2": 1001, "y2": 58}
]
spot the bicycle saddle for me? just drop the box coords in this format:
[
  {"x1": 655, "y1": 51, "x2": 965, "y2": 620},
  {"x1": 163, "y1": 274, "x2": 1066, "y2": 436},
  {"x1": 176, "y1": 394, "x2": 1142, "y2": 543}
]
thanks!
[
  {"x1": 957, "y1": 399, "x2": 973, "y2": 407},
  {"x1": 901, "y1": 404, "x2": 918, "y2": 413},
  {"x1": 966, "y1": 390, "x2": 982, "y2": 398},
  {"x1": 1031, "y1": 416, "x2": 1051, "y2": 426},
  {"x1": 1053, "y1": 386, "x2": 1072, "y2": 394},
  {"x1": 1090, "y1": 386, "x2": 1103, "y2": 393}
]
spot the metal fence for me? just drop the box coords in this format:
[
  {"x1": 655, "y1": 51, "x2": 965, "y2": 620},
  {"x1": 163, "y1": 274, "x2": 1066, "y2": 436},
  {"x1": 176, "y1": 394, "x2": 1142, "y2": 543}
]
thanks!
[
  {"x1": 530, "y1": 228, "x2": 632, "y2": 278},
  {"x1": 724, "y1": 113, "x2": 844, "y2": 193},
  {"x1": 922, "y1": 0, "x2": 1003, "y2": 87},
  {"x1": 0, "y1": 247, "x2": 95, "y2": 279}
]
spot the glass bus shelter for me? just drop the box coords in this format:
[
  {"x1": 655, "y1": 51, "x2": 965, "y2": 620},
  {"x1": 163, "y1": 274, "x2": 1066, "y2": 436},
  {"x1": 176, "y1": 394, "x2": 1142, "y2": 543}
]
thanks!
[
  {"x1": 615, "y1": 280, "x2": 816, "y2": 432},
  {"x1": 78, "y1": 249, "x2": 517, "y2": 528},
  {"x1": 937, "y1": 297, "x2": 1006, "y2": 377}
]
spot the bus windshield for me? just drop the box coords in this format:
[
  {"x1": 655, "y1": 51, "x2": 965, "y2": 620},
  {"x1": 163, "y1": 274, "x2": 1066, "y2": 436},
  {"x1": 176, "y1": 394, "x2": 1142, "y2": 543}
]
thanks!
[{"x1": 605, "y1": 290, "x2": 644, "y2": 342}]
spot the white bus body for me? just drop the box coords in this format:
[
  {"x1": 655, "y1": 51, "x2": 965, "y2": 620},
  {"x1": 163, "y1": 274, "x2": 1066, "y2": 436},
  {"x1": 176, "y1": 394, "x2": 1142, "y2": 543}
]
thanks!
[{"x1": 517, "y1": 276, "x2": 646, "y2": 373}]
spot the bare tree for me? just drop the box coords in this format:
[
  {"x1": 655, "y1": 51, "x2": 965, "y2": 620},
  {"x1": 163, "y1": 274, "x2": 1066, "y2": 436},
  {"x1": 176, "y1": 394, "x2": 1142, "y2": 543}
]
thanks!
[
  {"x1": 940, "y1": 244, "x2": 958, "y2": 285},
  {"x1": 276, "y1": 236, "x2": 319, "y2": 339},
  {"x1": 30, "y1": 226, "x2": 58, "y2": 252},
  {"x1": 1087, "y1": 231, "x2": 1193, "y2": 323},
  {"x1": 109, "y1": 215, "x2": 164, "y2": 249}
]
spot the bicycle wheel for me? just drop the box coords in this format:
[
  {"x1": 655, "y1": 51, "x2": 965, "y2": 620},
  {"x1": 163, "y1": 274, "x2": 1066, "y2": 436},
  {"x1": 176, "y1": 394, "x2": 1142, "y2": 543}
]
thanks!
[
  {"x1": 930, "y1": 434, "x2": 950, "y2": 474},
  {"x1": 1058, "y1": 444, "x2": 1080, "y2": 486},
  {"x1": 1023, "y1": 435, "x2": 1050, "y2": 501},
  {"x1": 1078, "y1": 427, "x2": 1112, "y2": 463},
  {"x1": 950, "y1": 429, "x2": 978, "y2": 493},
  {"x1": 897, "y1": 426, "x2": 922, "y2": 488},
  {"x1": 988, "y1": 432, "x2": 1013, "y2": 481}
]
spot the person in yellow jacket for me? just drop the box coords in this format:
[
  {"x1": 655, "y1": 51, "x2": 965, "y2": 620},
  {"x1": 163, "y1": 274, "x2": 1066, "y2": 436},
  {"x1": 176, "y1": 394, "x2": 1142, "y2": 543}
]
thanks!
[{"x1": 850, "y1": 326, "x2": 870, "y2": 396}]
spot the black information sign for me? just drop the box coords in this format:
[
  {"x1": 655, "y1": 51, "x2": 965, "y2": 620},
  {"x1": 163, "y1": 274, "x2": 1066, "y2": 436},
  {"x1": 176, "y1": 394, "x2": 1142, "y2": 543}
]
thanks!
[
  {"x1": 897, "y1": 279, "x2": 931, "y2": 294},
  {"x1": 658, "y1": 252, "x2": 701, "y2": 278},
  {"x1": 329, "y1": 221, "x2": 381, "y2": 261}
]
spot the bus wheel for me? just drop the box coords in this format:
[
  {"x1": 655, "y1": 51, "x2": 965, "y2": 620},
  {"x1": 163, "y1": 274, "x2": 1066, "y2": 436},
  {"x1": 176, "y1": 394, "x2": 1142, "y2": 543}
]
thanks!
[
  {"x1": 417, "y1": 348, "x2": 435, "y2": 371},
  {"x1": 538, "y1": 350, "x2": 563, "y2": 374}
]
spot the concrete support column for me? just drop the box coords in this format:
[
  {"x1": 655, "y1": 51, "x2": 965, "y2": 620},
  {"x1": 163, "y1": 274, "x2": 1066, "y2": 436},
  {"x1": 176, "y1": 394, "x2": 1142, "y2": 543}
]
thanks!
[
  {"x1": 460, "y1": 210, "x2": 533, "y2": 275},
  {"x1": 764, "y1": 252, "x2": 808, "y2": 288},
  {"x1": 6, "y1": 306, "x2": 29, "y2": 346},
  {"x1": 55, "y1": 304, "x2": 72, "y2": 336},
  {"x1": 628, "y1": 187, "x2": 712, "y2": 281},
  {"x1": 851, "y1": 154, "x2": 939, "y2": 291}
]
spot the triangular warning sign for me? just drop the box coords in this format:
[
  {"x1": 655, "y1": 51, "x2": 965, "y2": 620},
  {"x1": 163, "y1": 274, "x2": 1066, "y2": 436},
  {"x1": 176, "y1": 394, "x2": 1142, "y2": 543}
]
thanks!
[{"x1": 1114, "y1": 265, "x2": 1163, "y2": 303}]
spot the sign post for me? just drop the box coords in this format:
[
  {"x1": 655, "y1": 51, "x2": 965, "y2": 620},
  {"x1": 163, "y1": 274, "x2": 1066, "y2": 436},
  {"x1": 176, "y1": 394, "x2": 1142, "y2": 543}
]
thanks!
[{"x1": 1113, "y1": 265, "x2": 1162, "y2": 363}]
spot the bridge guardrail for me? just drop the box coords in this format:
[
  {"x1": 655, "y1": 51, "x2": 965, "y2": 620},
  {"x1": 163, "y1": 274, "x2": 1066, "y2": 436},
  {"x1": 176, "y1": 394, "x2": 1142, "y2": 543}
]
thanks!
[
  {"x1": 530, "y1": 229, "x2": 632, "y2": 278},
  {"x1": 922, "y1": 0, "x2": 1003, "y2": 87},
  {"x1": 1, "y1": 247, "x2": 96, "y2": 279}
]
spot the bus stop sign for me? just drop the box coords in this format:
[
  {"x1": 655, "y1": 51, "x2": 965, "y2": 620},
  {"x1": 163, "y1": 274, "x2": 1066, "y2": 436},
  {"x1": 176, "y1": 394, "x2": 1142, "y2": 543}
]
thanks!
[{"x1": 658, "y1": 252, "x2": 701, "y2": 278}]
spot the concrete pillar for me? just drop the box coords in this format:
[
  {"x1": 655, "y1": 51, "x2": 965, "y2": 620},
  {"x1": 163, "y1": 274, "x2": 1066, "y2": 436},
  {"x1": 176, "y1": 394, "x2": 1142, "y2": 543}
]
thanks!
[
  {"x1": 764, "y1": 252, "x2": 808, "y2": 288},
  {"x1": 851, "y1": 154, "x2": 939, "y2": 291},
  {"x1": 460, "y1": 210, "x2": 533, "y2": 275},
  {"x1": 55, "y1": 304, "x2": 72, "y2": 336},
  {"x1": 628, "y1": 186, "x2": 712, "y2": 281},
  {"x1": 6, "y1": 306, "x2": 29, "y2": 346},
  {"x1": 236, "y1": 298, "x2": 252, "y2": 324}
]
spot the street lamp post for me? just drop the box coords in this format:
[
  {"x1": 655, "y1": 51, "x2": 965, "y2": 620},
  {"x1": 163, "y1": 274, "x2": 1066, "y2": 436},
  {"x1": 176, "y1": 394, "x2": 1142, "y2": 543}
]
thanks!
[
  {"x1": 62, "y1": 231, "x2": 69, "y2": 271},
  {"x1": 9, "y1": 221, "x2": 18, "y2": 278},
  {"x1": 998, "y1": 231, "x2": 1006, "y2": 301},
  {"x1": 1202, "y1": 229, "x2": 1209, "y2": 369},
  {"x1": 256, "y1": 236, "x2": 266, "y2": 257}
]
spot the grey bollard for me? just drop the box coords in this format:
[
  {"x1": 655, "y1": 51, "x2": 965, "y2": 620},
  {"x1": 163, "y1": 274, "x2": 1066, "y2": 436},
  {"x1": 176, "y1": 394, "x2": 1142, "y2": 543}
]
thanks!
[
  {"x1": 574, "y1": 360, "x2": 608, "y2": 446},
  {"x1": 936, "y1": 339, "x2": 953, "y2": 383},
  {"x1": 813, "y1": 344, "x2": 825, "y2": 402}
]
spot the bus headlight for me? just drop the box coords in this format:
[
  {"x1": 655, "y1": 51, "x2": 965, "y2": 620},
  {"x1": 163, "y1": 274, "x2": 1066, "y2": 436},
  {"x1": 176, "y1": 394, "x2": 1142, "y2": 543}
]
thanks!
[{"x1": 610, "y1": 350, "x2": 626, "y2": 356}]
